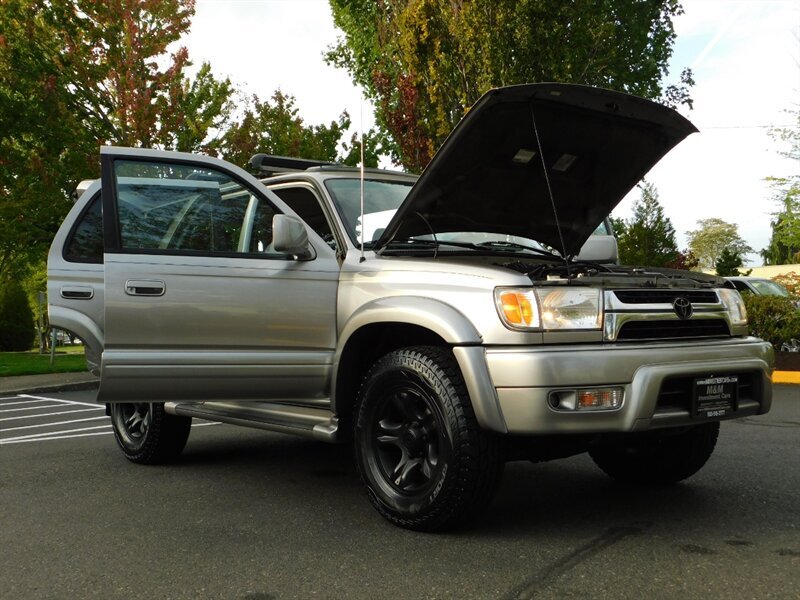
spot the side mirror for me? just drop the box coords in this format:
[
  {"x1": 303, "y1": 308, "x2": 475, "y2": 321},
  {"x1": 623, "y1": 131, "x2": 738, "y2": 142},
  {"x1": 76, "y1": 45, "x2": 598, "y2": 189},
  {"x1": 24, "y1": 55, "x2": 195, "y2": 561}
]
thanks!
[
  {"x1": 273, "y1": 214, "x2": 313, "y2": 259},
  {"x1": 577, "y1": 235, "x2": 618, "y2": 264}
]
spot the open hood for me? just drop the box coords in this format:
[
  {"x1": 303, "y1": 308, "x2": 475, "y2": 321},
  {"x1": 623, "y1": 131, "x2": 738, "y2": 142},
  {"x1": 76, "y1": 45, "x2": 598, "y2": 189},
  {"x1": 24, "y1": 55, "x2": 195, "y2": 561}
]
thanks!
[{"x1": 374, "y1": 83, "x2": 697, "y2": 256}]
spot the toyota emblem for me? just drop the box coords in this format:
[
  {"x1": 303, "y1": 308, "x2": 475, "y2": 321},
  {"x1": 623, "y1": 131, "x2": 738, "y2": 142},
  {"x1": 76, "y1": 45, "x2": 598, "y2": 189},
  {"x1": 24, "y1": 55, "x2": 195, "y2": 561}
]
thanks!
[{"x1": 673, "y1": 296, "x2": 693, "y2": 320}]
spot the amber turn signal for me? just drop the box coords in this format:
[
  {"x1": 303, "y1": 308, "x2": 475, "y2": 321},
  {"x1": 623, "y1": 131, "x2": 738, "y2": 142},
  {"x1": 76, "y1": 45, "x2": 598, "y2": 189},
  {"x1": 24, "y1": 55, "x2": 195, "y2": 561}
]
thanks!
[{"x1": 496, "y1": 290, "x2": 539, "y2": 328}]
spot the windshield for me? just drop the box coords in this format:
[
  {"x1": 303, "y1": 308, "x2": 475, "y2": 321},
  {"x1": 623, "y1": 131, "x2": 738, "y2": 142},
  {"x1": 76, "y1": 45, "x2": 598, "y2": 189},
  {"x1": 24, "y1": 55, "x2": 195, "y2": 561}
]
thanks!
[
  {"x1": 750, "y1": 280, "x2": 790, "y2": 297},
  {"x1": 324, "y1": 178, "x2": 412, "y2": 245},
  {"x1": 325, "y1": 177, "x2": 608, "y2": 255},
  {"x1": 593, "y1": 220, "x2": 611, "y2": 235}
]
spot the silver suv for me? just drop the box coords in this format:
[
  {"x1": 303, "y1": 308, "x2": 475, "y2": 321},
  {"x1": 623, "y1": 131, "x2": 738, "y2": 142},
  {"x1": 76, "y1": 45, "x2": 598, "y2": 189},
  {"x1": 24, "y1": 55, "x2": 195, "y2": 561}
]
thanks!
[{"x1": 48, "y1": 83, "x2": 774, "y2": 531}]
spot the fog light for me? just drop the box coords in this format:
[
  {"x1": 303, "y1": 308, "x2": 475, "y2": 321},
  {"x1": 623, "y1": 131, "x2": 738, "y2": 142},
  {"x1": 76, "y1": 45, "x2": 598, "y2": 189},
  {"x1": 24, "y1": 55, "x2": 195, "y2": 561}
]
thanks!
[
  {"x1": 548, "y1": 387, "x2": 624, "y2": 411},
  {"x1": 576, "y1": 388, "x2": 623, "y2": 411}
]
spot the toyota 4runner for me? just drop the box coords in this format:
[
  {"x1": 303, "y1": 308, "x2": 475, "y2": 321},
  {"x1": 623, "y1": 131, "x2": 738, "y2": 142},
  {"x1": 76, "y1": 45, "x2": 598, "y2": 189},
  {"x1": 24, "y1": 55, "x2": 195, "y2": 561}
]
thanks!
[{"x1": 48, "y1": 83, "x2": 774, "y2": 530}]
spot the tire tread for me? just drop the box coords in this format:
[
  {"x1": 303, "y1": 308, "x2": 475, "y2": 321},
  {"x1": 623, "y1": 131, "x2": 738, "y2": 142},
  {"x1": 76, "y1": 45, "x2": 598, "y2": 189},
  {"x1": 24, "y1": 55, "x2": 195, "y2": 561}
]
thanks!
[{"x1": 355, "y1": 346, "x2": 503, "y2": 531}]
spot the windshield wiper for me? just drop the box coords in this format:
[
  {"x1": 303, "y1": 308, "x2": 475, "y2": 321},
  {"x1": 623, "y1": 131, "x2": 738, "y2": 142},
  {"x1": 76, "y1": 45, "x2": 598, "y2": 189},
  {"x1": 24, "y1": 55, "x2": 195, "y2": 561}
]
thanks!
[
  {"x1": 472, "y1": 240, "x2": 561, "y2": 259},
  {"x1": 380, "y1": 238, "x2": 562, "y2": 259}
]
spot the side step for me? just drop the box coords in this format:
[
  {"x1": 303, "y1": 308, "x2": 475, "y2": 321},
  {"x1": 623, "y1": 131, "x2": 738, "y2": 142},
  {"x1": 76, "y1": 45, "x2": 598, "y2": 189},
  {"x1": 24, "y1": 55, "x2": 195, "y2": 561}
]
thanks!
[{"x1": 164, "y1": 401, "x2": 340, "y2": 443}]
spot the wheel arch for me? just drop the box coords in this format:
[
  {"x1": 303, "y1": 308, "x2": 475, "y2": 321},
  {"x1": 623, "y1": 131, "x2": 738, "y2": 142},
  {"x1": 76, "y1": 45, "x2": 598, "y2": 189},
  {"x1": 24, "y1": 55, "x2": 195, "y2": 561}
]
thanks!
[
  {"x1": 331, "y1": 297, "x2": 507, "y2": 432},
  {"x1": 47, "y1": 305, "x2": 104, "y2": 375}
]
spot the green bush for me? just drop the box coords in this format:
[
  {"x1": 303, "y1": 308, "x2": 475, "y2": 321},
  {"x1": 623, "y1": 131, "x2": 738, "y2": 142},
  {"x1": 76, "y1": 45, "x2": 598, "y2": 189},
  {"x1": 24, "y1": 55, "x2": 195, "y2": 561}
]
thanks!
[
  {"x1": 743, "y1": 294, "x2": 800, "y2": 349},
  {"x1": 0, "y1": 280, "x2": 36, "y2": 351}
]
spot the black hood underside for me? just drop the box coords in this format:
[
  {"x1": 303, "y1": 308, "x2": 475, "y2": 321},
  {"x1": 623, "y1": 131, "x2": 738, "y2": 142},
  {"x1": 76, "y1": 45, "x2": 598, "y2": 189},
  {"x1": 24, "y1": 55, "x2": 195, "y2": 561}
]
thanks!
[{"x1": 376, "y1": 84, "x2": 697, "y2": 256}]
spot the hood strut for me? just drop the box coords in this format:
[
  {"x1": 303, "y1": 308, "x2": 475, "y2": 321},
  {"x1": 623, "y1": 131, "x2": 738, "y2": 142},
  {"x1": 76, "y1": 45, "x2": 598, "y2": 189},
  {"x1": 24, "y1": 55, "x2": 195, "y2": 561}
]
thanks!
[{"x1": 530, "y1": 103, "x2": 571, "y2": 279}]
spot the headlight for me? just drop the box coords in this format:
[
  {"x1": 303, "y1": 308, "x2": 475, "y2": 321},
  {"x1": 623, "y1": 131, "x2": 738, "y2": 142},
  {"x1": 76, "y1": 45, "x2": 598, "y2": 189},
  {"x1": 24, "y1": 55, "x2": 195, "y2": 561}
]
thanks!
[
  {"x1": 495, "y1": 287, "x2": 601, "y2": 331},
  {"x1": 718, "y1": 288, "x2": 747, "y2": 326}
]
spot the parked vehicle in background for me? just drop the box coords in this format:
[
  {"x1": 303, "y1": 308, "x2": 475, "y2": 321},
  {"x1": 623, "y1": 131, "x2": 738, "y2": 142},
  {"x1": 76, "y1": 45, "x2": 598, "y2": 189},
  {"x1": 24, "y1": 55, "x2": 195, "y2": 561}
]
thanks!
[
  {"x1": 48, "y1": 83, "x2": 773, "y2": 531},
  {"x1": 727, "y1": 276, "x2": 799, "y2": 308},
  {"x1": 727, "y1": 276, "x2": 792, "y2": 298}
]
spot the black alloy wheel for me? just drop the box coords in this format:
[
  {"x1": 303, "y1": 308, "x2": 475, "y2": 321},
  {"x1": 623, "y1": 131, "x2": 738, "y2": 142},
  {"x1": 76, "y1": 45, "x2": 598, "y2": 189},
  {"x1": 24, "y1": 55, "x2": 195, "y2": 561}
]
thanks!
[
  {"x1": 110, "y1": 402, "x2": 191, "y2": 465},
  {"x1": 113, "y1": 402, "x2": 151, "y2": 444},
  {"x1": 366, "y1": 374, "x2": 447, "y2": 496},
  {"x1": 354, "y1": 346, "x2": 503, "y2": 531}
]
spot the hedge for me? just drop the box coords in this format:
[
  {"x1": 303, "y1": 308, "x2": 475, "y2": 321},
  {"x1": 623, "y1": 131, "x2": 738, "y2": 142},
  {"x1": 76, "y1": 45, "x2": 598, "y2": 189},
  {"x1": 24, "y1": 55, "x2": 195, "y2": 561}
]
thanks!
[
  {"x1": 0, "y1": 280, "x2": 36, "y2": 351},
  {"x1": 743, "y1": 294, "x2": 800, "y2": 350}
]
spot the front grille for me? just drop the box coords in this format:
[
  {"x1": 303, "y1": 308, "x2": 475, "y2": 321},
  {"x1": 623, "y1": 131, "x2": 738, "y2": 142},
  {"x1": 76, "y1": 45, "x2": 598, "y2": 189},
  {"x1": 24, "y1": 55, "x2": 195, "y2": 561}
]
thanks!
[
  {"x1": 656, "y1": 372, "x2": 756, "y2": 413},
  {"x1": 617, "y1": 319, "x2": 730, "y2": 340},
  {"x1": 613, "y1": 290, "x2": 718, "y2": 304}
]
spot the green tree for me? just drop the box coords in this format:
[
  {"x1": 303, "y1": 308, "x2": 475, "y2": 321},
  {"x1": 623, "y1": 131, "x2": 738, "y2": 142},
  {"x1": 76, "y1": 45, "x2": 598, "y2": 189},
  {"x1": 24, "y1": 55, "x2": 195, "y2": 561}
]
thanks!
[
  {"x1": 714, "y1": 247, "x2": 747, "y2": 277},
  {"x1": 0, "y1": 0, "x2": 234, "y2": 282},
  {"x1": 219, "y1": 91, "x2": 354, "y2": 170},
  {"x1": 0, "y1": 0, "x2": 90, "y2": 280},
  {"x1": 45, "y1": 0, "x2": 230, "y2": 149},
  {"x1": 613, "y1": 182, "x2": 678, "y2": 267},
  {"x1": 762, "y1": 109, "x2": 800, "y2": 264},
  {"x1": 327, "y1": 0, "x2": 692, "y2": 171},
  {"x1": 686, "y1": 218, "x2": 754, "y2": 271},
  {"x1": 340, "y1": 129, "x2": 383, "y2": 168},
  {"x1": 608, "y1": 216, "x2": 627, "y2": 241}
]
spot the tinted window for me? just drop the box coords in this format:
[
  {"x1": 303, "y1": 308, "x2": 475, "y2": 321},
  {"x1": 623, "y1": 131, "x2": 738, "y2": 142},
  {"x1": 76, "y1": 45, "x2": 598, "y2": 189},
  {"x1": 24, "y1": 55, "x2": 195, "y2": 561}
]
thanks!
[
  {"x1": 731, "y1": 280, "x2": 751, "y2": 293},
  {"x1": 64, "y1": 193, "x2": 103, "y2": 263},
  {"x1": 113, "y1": 160, "x2": 281, "y2": 256},
  {"x1": 271, "y1": 186, "x2": 337, "y2": 250}
]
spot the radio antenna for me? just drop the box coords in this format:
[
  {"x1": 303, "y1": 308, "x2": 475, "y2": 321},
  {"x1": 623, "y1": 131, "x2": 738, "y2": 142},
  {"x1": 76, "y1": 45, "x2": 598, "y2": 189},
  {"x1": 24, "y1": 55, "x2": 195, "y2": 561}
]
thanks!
[{"x1": 359, "y1": 98, "x2": 366, "y2": 263}]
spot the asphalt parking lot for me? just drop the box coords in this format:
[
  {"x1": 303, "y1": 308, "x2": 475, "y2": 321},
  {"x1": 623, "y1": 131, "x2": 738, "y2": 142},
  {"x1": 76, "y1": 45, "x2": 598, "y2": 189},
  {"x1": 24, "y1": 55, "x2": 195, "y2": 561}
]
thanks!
[{"x1": 1, "y1": 387, "x2": 798, "y2": 599}]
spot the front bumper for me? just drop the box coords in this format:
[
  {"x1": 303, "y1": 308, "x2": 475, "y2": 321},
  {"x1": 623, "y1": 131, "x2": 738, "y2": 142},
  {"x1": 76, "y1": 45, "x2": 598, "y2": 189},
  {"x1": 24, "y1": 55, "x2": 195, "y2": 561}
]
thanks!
[{"x1": 456, "y1": 337, "x2": 774, "y2": 435}]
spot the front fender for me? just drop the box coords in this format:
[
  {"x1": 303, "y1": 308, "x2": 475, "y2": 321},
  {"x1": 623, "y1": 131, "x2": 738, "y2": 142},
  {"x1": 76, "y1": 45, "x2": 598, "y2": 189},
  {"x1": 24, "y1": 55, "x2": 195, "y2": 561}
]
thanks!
[
  {"x1": 338, "y1": 296, "x2": 482, "y2": 349},
  {"x1": 332, "y1": 297, "x2": 507, "y2": 433}
]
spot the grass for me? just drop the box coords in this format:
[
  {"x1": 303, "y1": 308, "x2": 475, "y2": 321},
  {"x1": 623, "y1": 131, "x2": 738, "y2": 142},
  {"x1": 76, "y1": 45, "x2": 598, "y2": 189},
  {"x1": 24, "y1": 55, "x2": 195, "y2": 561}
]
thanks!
[{"x1": 0, "y1": 346, "x2": 88, "y2": 377}]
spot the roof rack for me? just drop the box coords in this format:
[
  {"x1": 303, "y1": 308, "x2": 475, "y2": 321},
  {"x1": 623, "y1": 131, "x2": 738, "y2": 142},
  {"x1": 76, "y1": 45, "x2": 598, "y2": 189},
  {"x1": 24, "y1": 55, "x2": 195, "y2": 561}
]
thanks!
[
  {"x1": 248, "y1": 153, "x2": 415, "y2": 179},
  {"x1": 248, "y1": 153, "x2": 337, "y2": 176}
]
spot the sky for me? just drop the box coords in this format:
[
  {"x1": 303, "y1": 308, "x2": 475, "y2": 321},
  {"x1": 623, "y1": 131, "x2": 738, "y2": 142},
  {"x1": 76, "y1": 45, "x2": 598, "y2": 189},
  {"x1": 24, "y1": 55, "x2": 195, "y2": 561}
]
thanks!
[{"x1": 183, "y1": 0, "x2": 800, "y2": 264}]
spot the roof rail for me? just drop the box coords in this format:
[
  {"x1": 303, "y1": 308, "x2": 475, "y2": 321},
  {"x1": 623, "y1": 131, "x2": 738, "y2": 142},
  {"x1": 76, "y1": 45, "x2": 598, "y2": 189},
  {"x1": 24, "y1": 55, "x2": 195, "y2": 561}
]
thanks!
[
  {"x1": 71, "y1": 179, "x2": 97, "y2": 203},
  {"x1": 248, "y1": 153, "x2": 338, "y2": 176}
]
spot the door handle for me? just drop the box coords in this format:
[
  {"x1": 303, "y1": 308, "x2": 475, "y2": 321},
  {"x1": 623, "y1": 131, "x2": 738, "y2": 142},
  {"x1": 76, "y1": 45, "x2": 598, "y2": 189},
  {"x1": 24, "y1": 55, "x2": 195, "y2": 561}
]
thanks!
[
  {"x1": 125, "y1": 280, "x2": 166, "y2": 296},
  {"x1": 60, "y1": 286, "x2": 94, "y2": 299}
]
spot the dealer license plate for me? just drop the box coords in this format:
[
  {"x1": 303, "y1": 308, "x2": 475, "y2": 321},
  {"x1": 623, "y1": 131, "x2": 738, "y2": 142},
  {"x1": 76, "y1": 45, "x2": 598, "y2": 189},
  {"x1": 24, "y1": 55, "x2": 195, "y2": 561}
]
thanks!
[{"x1": 693, "y1": 375, "x2": 738, "y2": 418}]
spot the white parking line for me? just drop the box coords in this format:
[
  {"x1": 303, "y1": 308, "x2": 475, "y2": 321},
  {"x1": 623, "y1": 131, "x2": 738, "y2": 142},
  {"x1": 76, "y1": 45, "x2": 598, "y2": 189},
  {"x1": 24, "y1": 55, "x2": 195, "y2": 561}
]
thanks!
[
  {"x1": 2, "y1": 424, "x2": 112, "y2": 442},
  {"x1": 0, "y1": 398, "x2": 57, "y2": 407},
  {"x1": 1, "y1": 416, "x2": 109, "y2": 432},
  {"x1": 19, "y1": 394, "x2": 101, "y2": 408},
  {"x1": 0, "y1": 404, "x2": 66, "y2": 413},
  {"x1": 0, "y1": 407, "x2": 104, "y2": 422},
  {"x1": 0, "y1": 430, "x2": 114, "y2": 444},
  {"x1": 0, "y1": 420, "x2": 219, "y2": 445}
]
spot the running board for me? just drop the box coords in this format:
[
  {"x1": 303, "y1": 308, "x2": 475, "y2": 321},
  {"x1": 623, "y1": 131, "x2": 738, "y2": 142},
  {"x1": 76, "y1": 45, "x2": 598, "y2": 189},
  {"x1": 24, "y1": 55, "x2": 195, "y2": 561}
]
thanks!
[{"x1": 164, "y1": 401, "x2": 340, "y2": 443}]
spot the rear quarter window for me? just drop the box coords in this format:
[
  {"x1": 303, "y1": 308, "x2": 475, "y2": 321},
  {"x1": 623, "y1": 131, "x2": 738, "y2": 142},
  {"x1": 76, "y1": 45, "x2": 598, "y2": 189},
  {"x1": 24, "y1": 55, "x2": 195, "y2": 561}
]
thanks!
[{"x1": 64, "y1": 193, "x2": 103, "y2": 263}]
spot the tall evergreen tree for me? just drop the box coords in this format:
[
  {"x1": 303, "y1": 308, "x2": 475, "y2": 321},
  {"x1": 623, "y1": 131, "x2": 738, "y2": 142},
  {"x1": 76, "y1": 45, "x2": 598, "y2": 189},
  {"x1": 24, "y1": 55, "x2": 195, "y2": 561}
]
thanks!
[
  {"x1": 614, "y1": 182, "x2": 679, "y2": 267},
  {"x1": 715, "y1": 247, "x2": 747, "y2": 277}
]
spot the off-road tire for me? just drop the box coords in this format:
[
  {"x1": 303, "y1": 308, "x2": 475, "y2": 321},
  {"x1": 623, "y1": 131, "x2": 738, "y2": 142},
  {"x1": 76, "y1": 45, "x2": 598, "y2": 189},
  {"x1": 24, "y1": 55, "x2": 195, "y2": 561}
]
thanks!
[
  {"x1": 589, "y1": 422, "x2": 720, "y2": 484},
  {"x1": 354, "y1": 346, "x2": 503, "y2": 531},
  {"x1": 110, "y1": 402, "x2": 192, "y2": 464}
]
